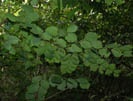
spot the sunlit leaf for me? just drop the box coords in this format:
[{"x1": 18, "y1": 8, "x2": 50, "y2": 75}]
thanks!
[{"x1": 67, "y1": 24, "x2": 78, "y2": 33}]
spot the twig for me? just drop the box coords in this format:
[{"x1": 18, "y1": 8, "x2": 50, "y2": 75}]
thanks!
[{"x1": 45, "y1": 89, "x2": 69, "y2": 101}]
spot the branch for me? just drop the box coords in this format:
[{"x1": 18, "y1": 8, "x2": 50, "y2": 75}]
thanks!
[{"x1": 45, "y1": 89, "x2": 69, "y2": 101}]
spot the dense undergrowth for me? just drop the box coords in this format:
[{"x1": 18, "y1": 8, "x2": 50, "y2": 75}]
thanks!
[{"x1": 0, "y1": 0, "x2": 133, "y2": 101}]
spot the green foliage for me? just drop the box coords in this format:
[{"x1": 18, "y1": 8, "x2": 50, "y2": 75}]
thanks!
[
  {"x1": 0, "y1": 0, "x2": 133, "y2": 101},
  {"x1": 77, "y1": 78, "x2": 90, "y2": 89},
  {"x1": 67, "y1": 24, "x2": 78, "y2": 33},
  {"x1": 26, "y1": 76, "x2": 49, "y2": 101},
  {"x1": 65, "y1": 33, "x2": 77, "y2": 42}
]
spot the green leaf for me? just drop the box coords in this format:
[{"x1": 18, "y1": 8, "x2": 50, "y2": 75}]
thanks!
[
  {"x1": 37, "y1": 80, "x2": 49, "y2": 101},
  {"x1": 37, "y1": 77, "x2": 49, "y2": 101},
  {"x1": 49, "y1": 75, "x2": 66, "y2": 90},
  {"x1": 65, "y1": 33, "x2": 77, "y2": 42},
  {"x1": 45, "y1": 26, "x2": 58, "y2": 36},
  {"x1": 91, "y1": 41, "x2": 102, "y2": 49},
  {"x1": 108, "y1": 64, "x2": 116, "y2": 71},
  {"x1": 113, "y1": 70, "x2": 121, "y2": 77},
  {"x1": 6, "y1": 13, "x2": 18, "y2": 22},
  {"x1": 120, "y1": 45, "x2": 133, "y2": 57},
  {"x1": 77, "y1": 78, "x2": 90, "y2": 89},
  {"x1": 50, "y1": 0, "x2": 58, "y2": 9},
  {"x1": 37, "y1": 88, "x2": 46, "y2": 101},
  {"x1": 85, "y1": 32, "x2": 99, "y2": 41},
  {"x1": 57, "y1": 80, "x2": 66, "y2": 91},
  {"x1": 90, "y1": 64, "x2": 98, "y2": 72},
  {"x1": 67, "y1": 78, "x2": 78, "y2": 89},
  {"x1": 105, "y1": 0, "x2": 113, "y2": 5},
  {"x1": 83, "y1": 50, "x2": 101, "y2": 66},
  {"x1": 30, "y1": 0, "x2": 38, "y2": 6},
  {"x1": 112, "y1": 48, "x2": 122, "y2": 57},
  {"x1": 120, "y1": 45, "x2": 133, "y2": 51},
  {"x1": 67, "y1": 24, "x2": 78, "y2": 33},
  {"x1": 30, "y1": 24, "x2": 43, "y2": 35},
  {"x1": 4, "y1": 35, "x2": 19, "y2": 44},
  {"x1": 19, "y1": 5, "x2": 39, "y2": 23},
  {"x1": 32, "y1": 76, "x2": 42, "y2": 84},
  {"x1": 68, "y1": 44, "x2": 82, "y2": 52},
  {"x1": 41, "y1": 32, "x2": 52, "y2": 40},
  {"x1": 52, "y1": 49, "x2": 66, "y2": 63},
  {"x1": 96, "y1": 0, "x2": 101, "y2": 2},
  {"x1": 49, "y1": 74, "x2": 63, "y2": 87},
  {"x1": 55, "y1": 38, "x2": 67, "y2": 48},
  {"x1": 27, "y1": 83, "x2": 39, "y2": 93},
  {"x1": 80, "y1": 40, "x2": 92, "y2": 49},
  {"x1": 123, "y1": 51, "x2": 132, "y2": 57},
  {"x1": 61, "y1": 54, "x2": 79, "y2": 74},
  {"x1": 105, "y1": 69, "x2": 113, "y2": 76},
  {"x1": 30, "y1": 37, "x2": 41, "y2": 47},
  {"x1": 40, "y1": 79, "x2": 49, "y2": 89},
  {"x1": 99, "y1": 48, "x2": 110, "y2": 58},
  {"x1": 116, "y1": 0, "x2": 125, "y2": 5}
]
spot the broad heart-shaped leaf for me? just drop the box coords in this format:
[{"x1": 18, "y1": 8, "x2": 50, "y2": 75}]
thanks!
[
  {"x1": 91, "y1": 40, "x2": 102, "y2": 49},
  {"x1": 119, "y1": 45, "x2": 133, "y2": 51},
  {"x1": 68, "y1": 44, "x2": 82, "y2": 52},
  {"x1": 90, "y1": 64, "x2": 98, "y2": 72},
  {"x1": 49, "y1": 74, "x2": 65, "y2": 90},
  {"x1": 123, "y1": 51, "x2": 132, "y2": 57},
  {"x1": 45, "y1": 26, "x2": 58, "y2": 36},
  {"x1": 27, "y1": 83, "x2": 40, "y2": 94},
  {"x1": 32, "y1": 76, "x2": 42, "y2": 84},
  {"x1": 67, "y1": 24, "x2": 78, "y2": 33},
  {"x1": 67, "y1": 78, "x2": 78, "y2": 89},
  {"x1": 96, "y1": 0, "x2": 101, "y2": 2},
  {"x1": 77, "y1": 78, "x2": 90, "y2": 89},
  {"x1": 80, "y1": 40, "x2": 92, "y2": 49},
  {"x1": 30, "y1": 24, "x2": 43, "y2": 35},
  {"x1": 99, "y1": 48, "x2": 110, "y2": 58},
  {"x1": 106, "y1": 43, "x2": 121, "y2": 48},
  {"x1": 105, "y1": 0, "x2": 113, "y2": 5},
  {"x1": 6, "y1": 13, "x2": 18, "y2": 22},
  {"x1": 52, "y1": 49, "x2": 66, "y2": 63},
  {"x1": 3, "y1": 35, "x2": 19, "y2": 52},
  {"x1": 50, "y1": 0, "x2": 58, "y2": 9},
  {"x1": 30, "y1": 37, "x2": 41, "y2": 47},
  {"x1": 32, "y1": 76, "x2": 42, "y2": 83},
  {"x1": 113, "y1": 70, "x2": 121, "y2": 77},
  {"x1": 44, "y1": 44, "x2": 65, "y2": 63},
  {"x1": 57, "y1": 80, "x2": 66, "y2": 91},
  {"x1": 61, "y1": 54, "x2": 79, "y2": 74},
  {"x1": 55, "y1": 38, "x2": 67, "y2": 48},
  {"x1": 119, "y1": 45, "x2": 133, "y2": 57},
  {"x1": 116, "y1": 0, "x2": 125, "y2": 5},
  {"x1": 41, "y1": 32, "x2": 52, "y2": 41},
  {"x1": 4, "y1": 34, "x2": 19, "y2": 45},
  {"x1": 26, "y1": 78, "x2": 49, "y2": 101},
  {"x1": 49, "y1": 74, "x2": 63, "y2": 87},
  {"x1": 105, "y1": 69, "x2": 113, "y2": 76},
  {"x1": 37, "y1": 79, "x2": 49, "y2": 101},
  {"x1": 85, "y1": 32, "x2": 99, "y2": 42},
  {"x1": 65, "y1": 33, "x2": 77, "y2": 42},
  {"x1": 18, "y1": 5, "x2": 39, "y2": 23},
  {"x1": 40, "y1": 79, "x2": 49, "y2": 89},
  {"x1": 44, "y1": 44, "x2": 57, "y2": 63},
  {"x1": 30, "y1": 0, "x2": 38, "y2": 6},
  {"x1": 83, "y1": 50, "x2": 101, "y2": 66},
  {"x1": 111, "y1": 48, "x2": 122, "y2": 57}
]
